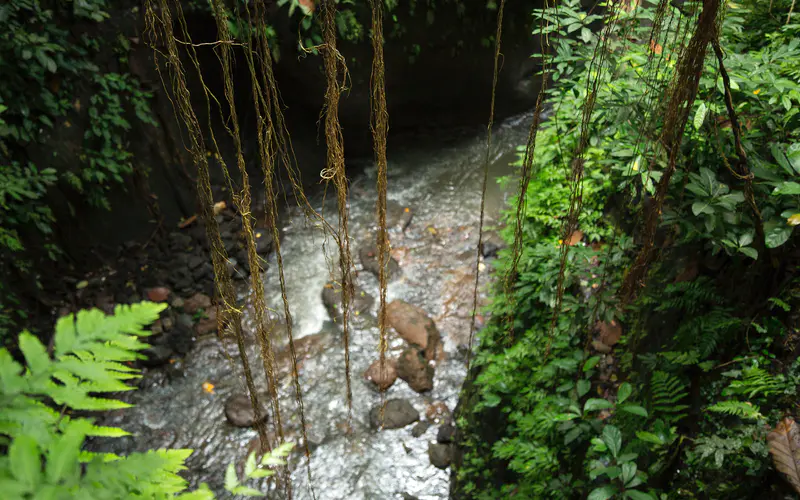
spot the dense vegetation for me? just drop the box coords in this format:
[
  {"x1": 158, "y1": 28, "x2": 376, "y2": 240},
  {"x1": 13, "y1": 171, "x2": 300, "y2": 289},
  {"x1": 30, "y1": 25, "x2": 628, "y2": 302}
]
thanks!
[{"x1": 455, "y1": 1, "x2": 800, "y2": 498}]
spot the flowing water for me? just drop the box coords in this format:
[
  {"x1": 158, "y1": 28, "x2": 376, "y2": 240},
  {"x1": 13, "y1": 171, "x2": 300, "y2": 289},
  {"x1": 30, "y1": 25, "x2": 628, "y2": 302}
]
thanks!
[{"x1": 95, "y1": 112, "x2": 532, "y2": 499}]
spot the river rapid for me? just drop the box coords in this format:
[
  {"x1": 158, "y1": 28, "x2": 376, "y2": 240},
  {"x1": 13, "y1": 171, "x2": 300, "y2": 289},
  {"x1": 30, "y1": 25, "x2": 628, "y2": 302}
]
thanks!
[{"x1": 94, "y1": 112, "x2": 533, "y2": 499}]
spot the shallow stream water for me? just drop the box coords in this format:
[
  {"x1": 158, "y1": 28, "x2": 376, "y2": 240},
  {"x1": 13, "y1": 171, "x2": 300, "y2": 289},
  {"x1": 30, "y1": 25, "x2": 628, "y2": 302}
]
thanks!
[{"x1": 95, "y1": 112, "x2": 533, "y2": 499}]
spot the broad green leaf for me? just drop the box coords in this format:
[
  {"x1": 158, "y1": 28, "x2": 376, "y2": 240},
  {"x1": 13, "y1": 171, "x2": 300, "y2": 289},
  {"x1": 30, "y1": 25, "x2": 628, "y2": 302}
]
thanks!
[
  {"x1": 738, "y1": 246, "x2": 759, "y2": 260},
  {"x1": 583, "y1": 356, "x2": 601, "y2": 372},
  {"x1": 87, "y1": 425, "x2": 131, "y2": 438},
  {"x1": 585, "y1": 398, "x2": 614, "y2": 412},
  {"x1": 244, "y1": 452, "x2": 258, "y2": 477},
  {"x1": 772, "y1": 144, "x2": 794, "y2": 175},
  {"x1": 260, "y1": 455, "x2": 287, "y2": 466},
  {"x1": 625, "y1": 491, "x2": 656, "y2": 500},
  {"x1": 619, "y1": 404, "x2": 649, "y2": 418},
  {"x1": 588, "y1": 485, "x2": 616, "y2": 500},
  {"x1": 20, "y1": 332, "x2": 50, "y2": 375},
  {"x1": 10, "y1": 435, "x2": 41, "y2": 487},
  {"x1": 788, "y1": 143, "x2": 800, "y2": 173},
  {"x1": 224, "y1": 463, "x2": 239, "y2": 491},
  {"x1": 692, "y1": 201, "x2": 714, "y2": 216},
  {"x1": 602, "y1": 425, "x2": 622, "y2": 458},
  {"x1": 621, "y1": 461, "x2": 637, "y2": 486},
  {"x1": 693, "y1": 102, "x2": 707, "y2": 130},
  {"x1": 577, "y1": 379, "x2": 591, "y2": 397},
  {"x1": 232, "y1": 485, "x2": 265, "y2": 497},
  {"x1": 0, "y1": 349, "x2": 26, "y2": 394},
  {"x1": 46, "y1": 419, "x2": 91, "y2": 483},
  {"x1": 248, "y1": 468, "x2": 275, "y2": 479},
  {"x1": 774, "y1": 182, "x2": 800, "y2": 196},
  {"x1": 765, "y1": 222, "x2": 793, "y2": 249},
  {"x1": 617, "y1": 382, "x2": 632, "y2": 404}
]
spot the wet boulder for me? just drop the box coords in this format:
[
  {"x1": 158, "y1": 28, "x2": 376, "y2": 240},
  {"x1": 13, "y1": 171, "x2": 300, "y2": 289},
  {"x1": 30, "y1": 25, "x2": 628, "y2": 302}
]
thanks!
[
  {"x1": 480, "y1": 231, "x2": 507, "y2": 258},
  {"x1": 141, "y1": 344, "x2": 174, "y2": 367},
  {"x1": 321, "y1": 280, "x2": 374, "y2": 324},
  {"x1": 428, "y1": 443, "x2": 453, "y2": 469},
  {"x1": 225, "y1": 394, "x2": 268, "y2": 428},
  {"x1": 396, "y1": 347, "x2": 434, "y2": 393},
  {"x1": 386, "y1": 300, "x2": 442, "y2": 362},
  {"x1": 369, "y1": 399, "x2": 420, "y2": 430},
  {"x1": 183, "y1": 293, "x2": 212, "y2": 314},
  {"x1": 437, "y1": 423, "x2": 455, "y2": 444},
  {"x1": 385, "y1": 200, "x2": 414, "y2": 231},
  {"x1": 363, "y1": 357, "x2": 398, "y2": 391},
  {"x1": 411, "y1": 421, "x2": 431, "y2": 438},
  {"x1": 253, "y1": 228, "x2": 274, "y2": 255},
  {"x1": 359, "y1": 242, "x2": 400, "y2": 281}
]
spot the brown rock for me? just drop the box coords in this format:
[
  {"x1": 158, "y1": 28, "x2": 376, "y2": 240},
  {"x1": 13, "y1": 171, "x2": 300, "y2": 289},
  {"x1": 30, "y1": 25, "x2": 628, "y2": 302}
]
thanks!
[
  {"x1": 195, "y1": 308, "x2": 218, "y2": 335},
  {"x1": 428, "y1": 443, "x2": 453, "y2": 469},
  {"x1": 359, "y1": 242, "x2": 400, "y2": 281},
  {"x1": 396, "y1": 347, "x2": 434, "y2": 393},
  {"x1": 363, "y1": 358, "x2": 398, "y2": 391},
  {"x1": 321, "y1": 281, "x2": 374, "y2": 324},
  {"x1": 387, "y1": 300, "x2": 443, "y2": 362},
  {"x1": 184, "y1": 293, "x2": 212, "y2": 314},
  {"x1": 425, "y1": 401, "x2": 452, "y2": 423},
  {"x1": 146, "y1": 287, "x2": 171, "y2": 302},
  {"x1": 597, "y1": 320, "x2": 622, "y2": 347},
  {"x1": 225, "y1": 393, "x2": 268, "y2": 427}
]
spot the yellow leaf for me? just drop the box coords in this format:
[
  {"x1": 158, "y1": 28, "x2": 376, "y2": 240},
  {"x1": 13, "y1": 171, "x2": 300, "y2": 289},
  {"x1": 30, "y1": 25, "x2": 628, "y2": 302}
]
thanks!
[
  {"x1": 788, "y1": 214, "x2": 800, "y2": 226},
  {"x1": 202, "y1": 382, "x2": 215, "y2": 394},
  {"x1": 753, "y1": 89, "x2": 761, "y2": 95}
]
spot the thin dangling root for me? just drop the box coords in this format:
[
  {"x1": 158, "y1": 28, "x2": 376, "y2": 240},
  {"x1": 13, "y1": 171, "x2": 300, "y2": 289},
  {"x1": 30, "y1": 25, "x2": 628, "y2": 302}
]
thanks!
[
  {"x1": 367, "y1": 0, "x2": 391, "y2": 425},
  {"x1": 320, "y1": 0, "x2": 355, "y2": 429},
  {"x1": 466, "y1": 0, "x2": 506, "y2": 370}
]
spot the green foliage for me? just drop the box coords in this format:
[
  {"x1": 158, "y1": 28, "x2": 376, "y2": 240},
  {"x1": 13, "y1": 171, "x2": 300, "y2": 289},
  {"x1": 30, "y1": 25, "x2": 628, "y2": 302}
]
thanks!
[
  {"x1": 457, "y1": 1, "x2": 800, "y2": 498},
  {"x1": 0, "y1": 302, "x2": 215, "y2": 498},
  {"x1": 224, "y1": 442, "x2": 295, "y2": 497},
  {"x1": 0, "y1": 0, "x2": 158, "y2": 339}
]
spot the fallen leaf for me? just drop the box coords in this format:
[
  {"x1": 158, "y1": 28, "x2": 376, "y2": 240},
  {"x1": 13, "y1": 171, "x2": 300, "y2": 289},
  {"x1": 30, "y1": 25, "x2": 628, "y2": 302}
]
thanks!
[
  {"x1": 213, "y1": 201, "x2": 226, "y2": 215},
  {"x1": 768, "y1": 417, "x2": 800, "y2": 494},
  {"x1": 202, "y1": 382, "x2": 215, "y2": 394},
  {"x1": 753, "y1": 89, "x2": 761, "y2": 95},
  {"x1": 567, "y1": 230, "x2": 584, "y2": 246}
]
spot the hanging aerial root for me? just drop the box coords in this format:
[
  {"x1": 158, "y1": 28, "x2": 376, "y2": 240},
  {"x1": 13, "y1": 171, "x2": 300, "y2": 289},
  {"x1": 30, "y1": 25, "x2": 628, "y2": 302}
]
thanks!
[
  {"x1": 500, "y1": 0, "x2": 556, "y2": 347},
  {"x1": 320, "y1": 0, "x2": 355, "y2": 428},
  {"x1": 710, "y1": 37, "x2": 768, "y2": 260},
  {"x1": 143, "y1": 0, "x2": 271, "y2": 452},
  {"x1": 546, "y1": 0, "x2": 625, "y2": 358},
  {"x1": 466, "y1": 0, "x2": 506, "y2": 370},
  {"x1": 367, "y1": 0, "x2": 390, "y2": 424},
  {"x1": 203, "y1": 3, "x2": 295, "y2": 494},
  {"x1": 619, "y1": 0, "x2": 722, "y2": 304},
  {"x1": 241, "y1": 0, "x2": 318, "y2": 495}
]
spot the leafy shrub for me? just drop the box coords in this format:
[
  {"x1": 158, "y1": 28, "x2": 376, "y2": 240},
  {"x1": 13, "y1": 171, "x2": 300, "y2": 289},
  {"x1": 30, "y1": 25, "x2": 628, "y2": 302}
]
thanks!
[
  {"x1": 457, "y1": 1, "x2": 800, "y2": 498},
  {"x1": 0, "y1": 302, "x2": 215, "y2": 498}
]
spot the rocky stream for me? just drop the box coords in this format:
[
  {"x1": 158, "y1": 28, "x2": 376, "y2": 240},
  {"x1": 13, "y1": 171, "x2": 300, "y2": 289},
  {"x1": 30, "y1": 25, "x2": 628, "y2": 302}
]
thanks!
[{"x1": 87, "y1": 112, "x2": 534, "y2": 499}]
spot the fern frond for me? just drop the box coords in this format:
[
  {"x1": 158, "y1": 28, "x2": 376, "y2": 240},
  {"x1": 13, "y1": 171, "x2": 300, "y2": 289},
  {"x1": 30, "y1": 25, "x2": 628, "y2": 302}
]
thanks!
[
  {"x1": 650, "y1": 371, "x2": 689, "y2": 422},
  {"x1": 726, "y1": 366, "x2": 786, "y2": 399},
  {"x1": 706, "y1": 400, "x2": 763, "y2": 420}
]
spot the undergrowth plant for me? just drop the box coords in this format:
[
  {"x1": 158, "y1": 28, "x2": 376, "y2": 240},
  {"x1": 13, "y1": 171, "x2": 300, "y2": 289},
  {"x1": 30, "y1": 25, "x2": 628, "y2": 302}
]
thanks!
[
  {"x1": 0, "y1": 301, "x2": 292, "y2": 498},
  {"x1": 456, "y1": 1, "x2": 799, "y2": 498}
]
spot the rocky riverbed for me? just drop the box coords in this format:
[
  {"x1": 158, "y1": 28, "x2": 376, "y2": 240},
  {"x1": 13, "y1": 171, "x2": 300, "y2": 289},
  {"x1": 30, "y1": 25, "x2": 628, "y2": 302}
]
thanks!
[{"x1": 83, "y1": 112, "x2": 534, "y2": 499}]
